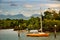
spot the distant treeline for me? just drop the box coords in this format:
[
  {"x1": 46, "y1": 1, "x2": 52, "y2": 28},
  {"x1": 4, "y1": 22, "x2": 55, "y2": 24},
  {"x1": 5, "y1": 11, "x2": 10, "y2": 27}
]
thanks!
[{"x1": 0, "y1": 8, "x2": 60, "y2": 32}]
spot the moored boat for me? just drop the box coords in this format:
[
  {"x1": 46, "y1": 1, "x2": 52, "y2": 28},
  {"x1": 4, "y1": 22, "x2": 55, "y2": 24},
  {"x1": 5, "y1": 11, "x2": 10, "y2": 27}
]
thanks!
[
  {"x1": 26, "y1": 8, "x2": 50, "y2": 37},
  {"x1": 26, "y1": 32, "x2": 49, "y2": 37}
]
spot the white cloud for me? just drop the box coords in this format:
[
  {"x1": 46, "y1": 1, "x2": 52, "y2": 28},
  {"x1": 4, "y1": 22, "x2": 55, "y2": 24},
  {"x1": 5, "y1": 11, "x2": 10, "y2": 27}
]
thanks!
[
  {"x1": 0, "y1": 10, "x2": 2, "y2": 13},
  {"x1": 24, "y1": 3, "x2": 60, "y2": 10},
  {"x1": 5, "y1": 12, "x2": 8, "y2": 13},
  {"x1": 39, "y1": 3, "x2": 60, "y2": 8},
  {"x1": 45, "y1": 4, "x2": 60, "y2": 8},
  {"x1": 23, "y1": 13, "x2": 32, "y2": 17},
  {"x1": 24, "y1": 4, "x2": 33, "y2": 8}
]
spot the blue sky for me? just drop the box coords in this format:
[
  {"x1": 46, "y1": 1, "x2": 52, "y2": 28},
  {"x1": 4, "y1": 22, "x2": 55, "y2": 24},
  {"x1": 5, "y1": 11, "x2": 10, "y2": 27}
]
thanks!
[{"x1": 0, "y1": 0, "x2": 60, "y2": 17}]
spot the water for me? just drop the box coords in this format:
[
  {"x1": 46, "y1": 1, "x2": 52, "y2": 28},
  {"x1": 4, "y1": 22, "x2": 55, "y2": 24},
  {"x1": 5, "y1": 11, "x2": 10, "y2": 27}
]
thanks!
[{"x1": 0, "y1": 29, "x2": 60, "y2": 40}]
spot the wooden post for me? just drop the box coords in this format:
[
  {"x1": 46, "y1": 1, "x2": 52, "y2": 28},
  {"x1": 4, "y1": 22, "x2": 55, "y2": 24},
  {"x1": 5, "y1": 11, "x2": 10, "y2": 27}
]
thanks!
[
  {"x1": 54, "y1": 25, "x2": 57, "y2": 38},
  {"x1": 18, "y1": 25, "x2": 20, "y2": 37}
]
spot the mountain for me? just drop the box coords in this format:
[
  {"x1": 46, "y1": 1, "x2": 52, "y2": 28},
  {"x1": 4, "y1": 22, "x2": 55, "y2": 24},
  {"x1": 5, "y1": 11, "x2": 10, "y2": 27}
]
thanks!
[
  {"x1": 31, "y1": 14, "x2": 40, "y2": 17},
  {"x1": 0, "y1": 14, "x2": 40, "y2": 20},
  {"x1": 0, "y1": 14, "x2": 29, "y2": 20}
]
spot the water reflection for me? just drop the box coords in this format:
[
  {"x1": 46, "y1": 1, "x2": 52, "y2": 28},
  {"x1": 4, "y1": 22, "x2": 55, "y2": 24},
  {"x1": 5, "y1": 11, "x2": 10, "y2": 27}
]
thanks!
[
  {"x1": 17, "y1": 32, "x2": 58, "y2": 40},
  {"x1": 18, "y1": 30, "x2": 20, "y2": 37}
]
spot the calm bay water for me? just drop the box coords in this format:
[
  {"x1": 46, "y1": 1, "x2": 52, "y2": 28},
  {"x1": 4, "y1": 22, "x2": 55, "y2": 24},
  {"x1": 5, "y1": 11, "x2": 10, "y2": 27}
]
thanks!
[{"x1": 0, "y1": 29, "x2": 60, "y2": 40}]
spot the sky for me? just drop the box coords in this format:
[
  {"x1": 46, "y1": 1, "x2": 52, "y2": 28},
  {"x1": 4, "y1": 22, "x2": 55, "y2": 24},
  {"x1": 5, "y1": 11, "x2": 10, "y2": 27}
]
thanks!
[{"x1": 0, "y1": 0, "x2": 60, "y2": 17}]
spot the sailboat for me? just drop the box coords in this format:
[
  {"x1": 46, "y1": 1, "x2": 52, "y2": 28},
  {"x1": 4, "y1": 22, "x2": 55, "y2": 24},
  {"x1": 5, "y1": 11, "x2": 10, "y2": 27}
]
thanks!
[{"x1": 26, "y1": 8, "x2": 49, "y2": 37}]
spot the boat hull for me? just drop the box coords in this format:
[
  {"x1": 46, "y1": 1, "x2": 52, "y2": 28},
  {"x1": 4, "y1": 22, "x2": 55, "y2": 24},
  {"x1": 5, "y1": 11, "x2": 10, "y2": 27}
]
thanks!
[{"x1": 26, "y1": 33, "x2": 49, "y2": 37}]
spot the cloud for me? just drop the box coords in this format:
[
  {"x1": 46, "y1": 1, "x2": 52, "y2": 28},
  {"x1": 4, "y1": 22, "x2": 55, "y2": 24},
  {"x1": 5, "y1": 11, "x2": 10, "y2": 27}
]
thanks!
[
  {"x1": 19, "y1": 10, "x2": 35, "y2": 17},
  {"x1": 5, "y1": 12, "x2": 8, "y2": 13},
  {"x1": 36, "y1": 3, "x2": 60, "y2": 8},
  {"x1": 4, "y1": 11, "x2": 9, "y2": 15},
  {"x1": 45, "y1": 4, "x2": 60, "y2": 8},
  {"x1": 24, "y1": 4, "x2": 33, "y2": 8},
  {"x1": 0, "y1": 10, "x2": 2, "y2": 13},
  {"x1": 23, "y1": 13, "x2": 32, "y2": 17},
  {"x1": 24, "y1": 3, "x2": 60, "y2": 9}
]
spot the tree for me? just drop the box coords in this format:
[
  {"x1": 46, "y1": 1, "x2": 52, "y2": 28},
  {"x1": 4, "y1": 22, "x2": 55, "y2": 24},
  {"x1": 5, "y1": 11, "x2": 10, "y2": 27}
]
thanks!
[{"x1": 44, "y1": 11, "x2": 53, "y2": 19}]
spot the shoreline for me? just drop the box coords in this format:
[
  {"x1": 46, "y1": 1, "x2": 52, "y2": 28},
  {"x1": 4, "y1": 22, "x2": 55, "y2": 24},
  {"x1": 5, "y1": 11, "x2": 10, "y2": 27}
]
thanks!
[{"x1": 0, "y1": 29, "x2": 60, "y2": 32}]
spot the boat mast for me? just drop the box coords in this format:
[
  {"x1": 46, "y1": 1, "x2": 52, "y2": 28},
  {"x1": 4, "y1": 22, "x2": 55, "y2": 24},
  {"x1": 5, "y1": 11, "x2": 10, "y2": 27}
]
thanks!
[{"x1": 40, "y1": 8, "x2": 43, "y2": 32}]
